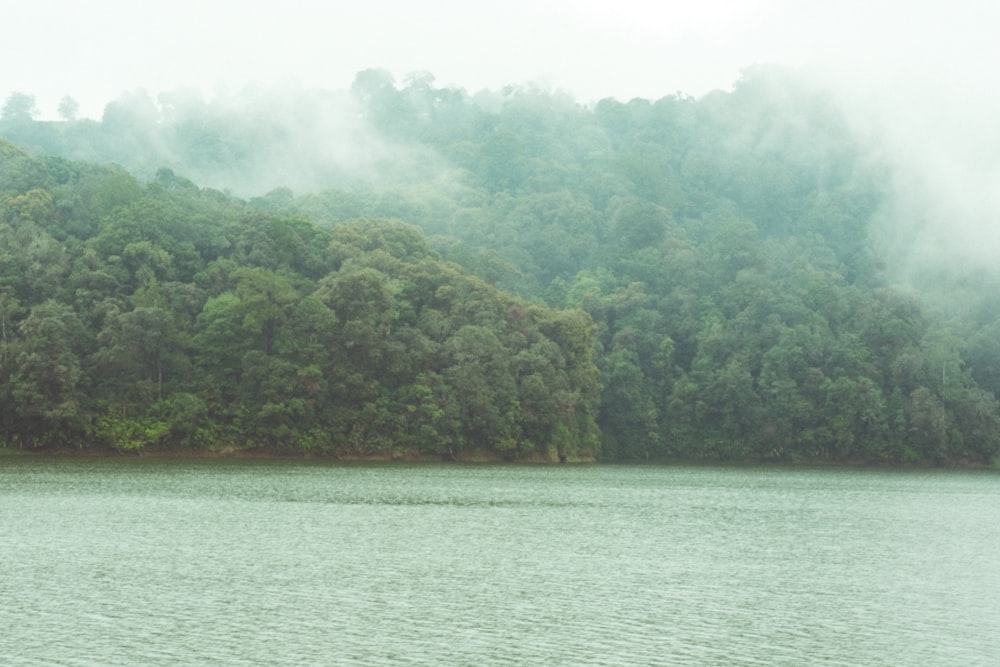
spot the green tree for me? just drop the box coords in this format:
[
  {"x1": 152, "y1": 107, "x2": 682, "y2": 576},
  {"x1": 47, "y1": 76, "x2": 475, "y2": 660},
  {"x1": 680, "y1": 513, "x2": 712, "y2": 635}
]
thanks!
[
  {"x1": 193, "y1": 292, "x2": 250, "y2": 401},
  {"x1": 444, "y1": 325, "x2": 522, "y2": 454},
  {"x1": 93, "y1": 306, "x2": 177, "y2": 416},
  {"x1": 231, "y1": 267, "x2": 299, "y2": 356},
  {"x1": 8, "y1": 300, "x2": 88, "y2": 447},
  {"x1": 907, "y1": 386, "x2": 950, "y2": 464},
  {"x1": 6, "y1": 188, "x2": 55, "y2": 224},
  {"x1": 58, "y1": 96, "x2": 80, "y2": 122},
  {"x1": 318, "y1": 265, "x2": 398, "y2": 372},
  {"x1": 2, "y1": 92, "x2": 38, "y2": 122}
]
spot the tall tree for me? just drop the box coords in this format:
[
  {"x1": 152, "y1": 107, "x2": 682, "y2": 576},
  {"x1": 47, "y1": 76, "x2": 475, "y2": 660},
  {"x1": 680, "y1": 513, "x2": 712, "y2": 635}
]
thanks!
[{"x1": 1, "y1": 92, "x2": 38, "y2": 122}]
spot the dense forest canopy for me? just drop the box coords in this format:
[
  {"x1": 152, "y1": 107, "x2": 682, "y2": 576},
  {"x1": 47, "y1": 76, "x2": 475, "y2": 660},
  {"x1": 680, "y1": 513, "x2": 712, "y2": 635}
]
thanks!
[{"x1": 2, "y1": 66, "x2": 999, "y2": 465}]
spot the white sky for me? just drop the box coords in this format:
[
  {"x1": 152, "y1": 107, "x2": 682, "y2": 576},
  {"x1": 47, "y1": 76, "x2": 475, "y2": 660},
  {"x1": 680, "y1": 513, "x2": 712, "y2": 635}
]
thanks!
[{"x1": 2, "y1": 0, "x2": 997, "y2": 119}]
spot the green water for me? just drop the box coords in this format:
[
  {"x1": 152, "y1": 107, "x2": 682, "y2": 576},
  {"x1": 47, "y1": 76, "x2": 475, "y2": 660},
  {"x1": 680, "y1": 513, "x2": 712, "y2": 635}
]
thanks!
[{"x1": 1, "y1": 458, "x2": 997, "y2": 666}]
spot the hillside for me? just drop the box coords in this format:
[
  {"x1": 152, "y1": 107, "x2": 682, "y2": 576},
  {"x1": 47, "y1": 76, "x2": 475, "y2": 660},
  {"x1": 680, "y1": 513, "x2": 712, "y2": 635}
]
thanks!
[{"x1": 3, "y1": 67, "x2": 999, "y2": 464}]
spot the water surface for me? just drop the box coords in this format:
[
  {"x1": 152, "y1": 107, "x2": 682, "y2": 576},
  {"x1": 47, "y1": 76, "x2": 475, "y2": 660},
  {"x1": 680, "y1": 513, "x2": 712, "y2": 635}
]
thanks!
[{"x1": 1, "y1": 458, "x2": 997, "y2": 666}]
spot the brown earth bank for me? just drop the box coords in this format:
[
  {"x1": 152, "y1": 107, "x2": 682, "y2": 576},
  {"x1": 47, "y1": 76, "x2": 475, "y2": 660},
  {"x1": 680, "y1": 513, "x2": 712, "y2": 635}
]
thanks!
[
  {"x1": 0, "y1": 444, "x2": 597, "y2": 464},
  {"x1": 4, "y1": 445, "x2": 998, "y2": 468}
]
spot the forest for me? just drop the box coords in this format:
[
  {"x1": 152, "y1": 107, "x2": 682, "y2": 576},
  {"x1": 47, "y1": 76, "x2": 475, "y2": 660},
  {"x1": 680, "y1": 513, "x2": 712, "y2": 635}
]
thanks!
[{"x1": 2, "y1": 66, "x2": 999, "y2": 465}]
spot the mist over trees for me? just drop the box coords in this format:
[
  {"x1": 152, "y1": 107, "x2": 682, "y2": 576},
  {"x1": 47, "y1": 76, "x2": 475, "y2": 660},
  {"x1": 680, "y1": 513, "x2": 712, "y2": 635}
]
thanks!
[{"x1": 2, "y1": 66, "x2": 999, "y2": 465}]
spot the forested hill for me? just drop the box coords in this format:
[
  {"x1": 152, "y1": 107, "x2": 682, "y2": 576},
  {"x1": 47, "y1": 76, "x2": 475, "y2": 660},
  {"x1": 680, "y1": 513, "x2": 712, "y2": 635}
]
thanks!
[
  {"x1": 3, "y1": 66, "x2": 1000, "y2": 465},
  {"x1": 0, "y1": 142, "x2": 601, "y2": 460}
]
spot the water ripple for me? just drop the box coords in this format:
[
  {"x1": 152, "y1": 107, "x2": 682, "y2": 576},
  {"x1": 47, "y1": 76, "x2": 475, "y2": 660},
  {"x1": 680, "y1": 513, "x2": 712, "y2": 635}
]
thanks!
[{"x1": 1, "y1": 461, "x2": 998, "y2": 666}]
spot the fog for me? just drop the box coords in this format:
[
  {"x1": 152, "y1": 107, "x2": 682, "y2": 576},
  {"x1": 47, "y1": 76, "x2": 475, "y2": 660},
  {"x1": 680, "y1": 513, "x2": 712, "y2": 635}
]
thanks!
[
  {"x1": 4, "y1": 0, "x2": 1000, "y2": 290},
  {"x1": 152, "y1": 82, "x2": 452, "y2": 196},
  {"x1": 817, "y1": 41, "x2": 1000, "y2": 291},
  {"x1": 18, "y1": 0, "x2": 981, "y2": 117}
]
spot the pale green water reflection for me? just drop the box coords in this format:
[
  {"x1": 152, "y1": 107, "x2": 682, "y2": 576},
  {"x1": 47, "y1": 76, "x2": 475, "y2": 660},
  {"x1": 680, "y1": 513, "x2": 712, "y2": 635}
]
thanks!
[{"x1": 1, "y1": 458, "x2": 997, "y2": 666}]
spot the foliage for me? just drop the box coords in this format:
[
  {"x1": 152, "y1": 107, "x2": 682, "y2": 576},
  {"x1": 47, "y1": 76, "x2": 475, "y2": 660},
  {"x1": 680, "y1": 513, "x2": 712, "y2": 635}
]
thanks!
[
  {"x1": 0, "y1": 144, "x2": 599, "y2": 458},
  {"x1": 2, "y1": 67, "x2": 999, "y2": 465}
]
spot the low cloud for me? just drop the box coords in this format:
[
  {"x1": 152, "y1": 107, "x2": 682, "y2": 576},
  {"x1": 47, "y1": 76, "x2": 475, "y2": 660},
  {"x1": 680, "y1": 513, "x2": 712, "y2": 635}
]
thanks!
[
  {"x1": 101, "y1": 81, "x2": 451, "y2": 197},
  {"x1": 789, "y1": 0, "x2": 1000, "y2": 300}
]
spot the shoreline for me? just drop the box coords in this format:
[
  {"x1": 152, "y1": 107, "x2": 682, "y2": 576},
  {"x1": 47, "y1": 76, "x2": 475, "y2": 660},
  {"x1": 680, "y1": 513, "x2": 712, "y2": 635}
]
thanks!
[
  {"x1": 0, "y1": 445, "x2": 597, "y2": 464},
  {"x1": 3, "y1": 446, "x2": 997, "y2": 469}
]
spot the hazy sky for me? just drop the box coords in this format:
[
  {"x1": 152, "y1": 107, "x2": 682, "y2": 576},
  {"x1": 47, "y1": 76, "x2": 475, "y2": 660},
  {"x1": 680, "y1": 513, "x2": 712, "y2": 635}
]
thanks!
[
  {"x1": 3, "y1": 0, "x2": 999, "y2": 283},
  {"x1": 8, "y1": 0, "x2": 751, "y2": 117},
  {"x1": 4, "y1": 0, "x2": 997, "y2": 119}
]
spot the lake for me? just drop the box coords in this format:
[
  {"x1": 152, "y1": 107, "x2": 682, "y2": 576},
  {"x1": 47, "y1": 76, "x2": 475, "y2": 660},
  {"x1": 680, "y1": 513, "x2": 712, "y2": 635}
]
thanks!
[{"x1": 1, "y1": 458, "x2": 997, "y2": 666}]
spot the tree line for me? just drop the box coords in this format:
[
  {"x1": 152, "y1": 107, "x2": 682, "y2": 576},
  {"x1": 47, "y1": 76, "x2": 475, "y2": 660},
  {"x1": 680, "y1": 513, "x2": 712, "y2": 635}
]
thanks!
[
  {"x1": 0, "y1": 145, "x2": 599, "y2": 459},
  {"x1": 2, "y1": 66, "x2": 999, "y2": 464}
]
